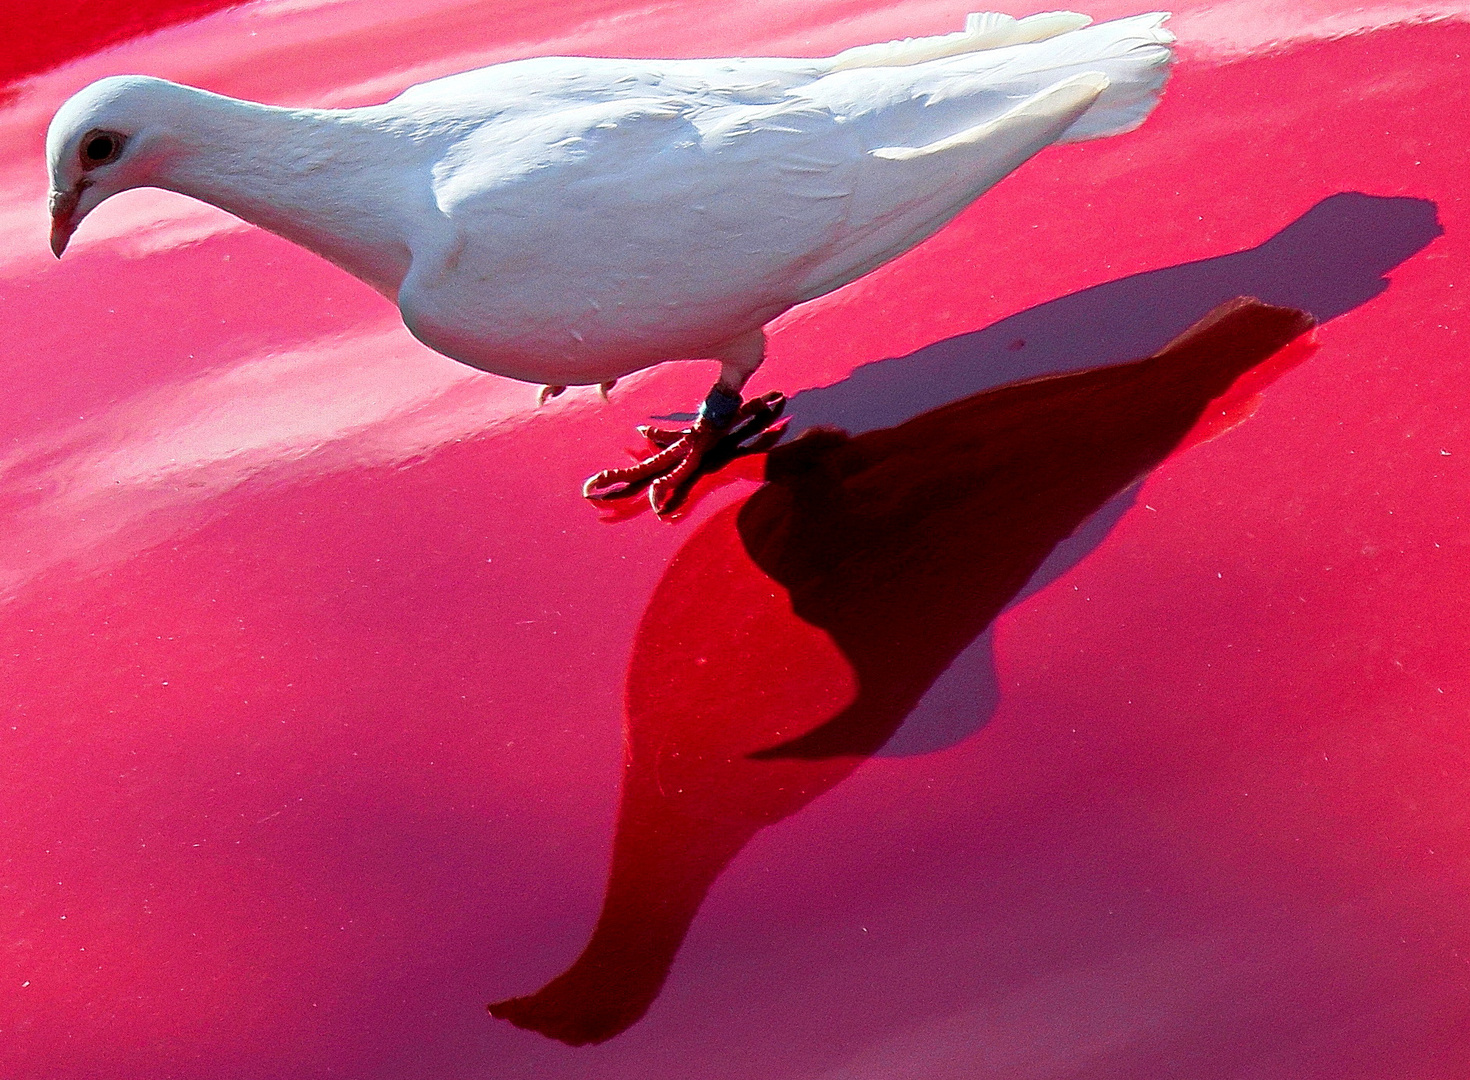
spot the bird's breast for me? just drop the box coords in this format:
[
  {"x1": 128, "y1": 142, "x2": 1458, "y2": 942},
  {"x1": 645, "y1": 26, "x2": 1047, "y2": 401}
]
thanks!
[{"x1": 397, "y1": 235, "x2": 787, "y2": 383}]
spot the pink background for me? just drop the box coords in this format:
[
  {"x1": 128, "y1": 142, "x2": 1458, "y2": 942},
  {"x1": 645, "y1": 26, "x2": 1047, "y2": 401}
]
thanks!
[{"x1": 1, "y1": 1, "x2": 1467, "y2": 1076}]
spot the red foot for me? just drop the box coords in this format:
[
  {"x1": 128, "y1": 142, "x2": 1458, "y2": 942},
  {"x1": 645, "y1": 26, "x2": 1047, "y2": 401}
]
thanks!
[{"x1": 583, "y1": 392, "x2": 787, "y2": 514}]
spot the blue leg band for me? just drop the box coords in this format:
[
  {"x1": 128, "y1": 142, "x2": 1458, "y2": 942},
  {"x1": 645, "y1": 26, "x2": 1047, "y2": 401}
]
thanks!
[{"x1": 698, "y1": 386, "x2": 742, "y2": 429}]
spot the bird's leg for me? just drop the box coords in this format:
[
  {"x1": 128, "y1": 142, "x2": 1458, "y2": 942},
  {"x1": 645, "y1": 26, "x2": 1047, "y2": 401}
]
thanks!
[{"x1": 582, "y1": 332, "x2": 785, "y2": 514}]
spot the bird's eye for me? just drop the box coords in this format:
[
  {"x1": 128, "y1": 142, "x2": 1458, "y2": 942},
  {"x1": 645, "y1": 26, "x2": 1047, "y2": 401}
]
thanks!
[{"x1": 79, "y1": 129, "x2": 124, "y2": 169}]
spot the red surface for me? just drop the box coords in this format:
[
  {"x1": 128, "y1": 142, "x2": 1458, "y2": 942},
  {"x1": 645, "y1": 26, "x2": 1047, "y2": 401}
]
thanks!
[
  {"x1": 0, "y1": 1, "x2": 239, "y2": 90},
  {"x1": 2, "y1": 2, "x2": 1469, "y2": 1078}
]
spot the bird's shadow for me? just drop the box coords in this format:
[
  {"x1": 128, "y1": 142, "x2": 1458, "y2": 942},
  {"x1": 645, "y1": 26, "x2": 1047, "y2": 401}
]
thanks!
[
  {"x1": 788, "y1": 190, "x2": 1442, "y2": 755},
  {"x1": 618, "y1": 192, "x2": 1442, "y2": 752},
  {"x1": 493, "y1": 193, "x2": 1440, "y2": 1046}
]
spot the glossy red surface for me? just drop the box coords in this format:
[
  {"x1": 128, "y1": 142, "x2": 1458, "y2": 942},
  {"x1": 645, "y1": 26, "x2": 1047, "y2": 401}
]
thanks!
[
  {"x1": 0, "y1": 0, "x2": 238, "y2": 89},
  {"x1": 2, "y1": 2, "x2": 1468, "y2": 1077}
]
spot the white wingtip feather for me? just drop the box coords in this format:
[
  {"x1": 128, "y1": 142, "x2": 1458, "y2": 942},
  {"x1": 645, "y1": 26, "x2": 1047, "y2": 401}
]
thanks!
[{"x1": 869, "y1": 71, "x2": 1110, "y2": 160}]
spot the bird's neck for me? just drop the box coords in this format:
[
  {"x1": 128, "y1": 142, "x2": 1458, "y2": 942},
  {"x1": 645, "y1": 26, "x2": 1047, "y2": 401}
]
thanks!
[{"x1": 154, "y1": 90, "x2": 431, "y2": 297}]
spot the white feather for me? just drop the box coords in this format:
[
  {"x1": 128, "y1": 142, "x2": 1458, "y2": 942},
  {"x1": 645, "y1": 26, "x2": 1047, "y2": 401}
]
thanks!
[
  {"x1": 46, "y1": 11, "x2": 1175, "y2": 387},
  {"x1": 828, "y1": 10, "x2": 1093, "y2": 71}
]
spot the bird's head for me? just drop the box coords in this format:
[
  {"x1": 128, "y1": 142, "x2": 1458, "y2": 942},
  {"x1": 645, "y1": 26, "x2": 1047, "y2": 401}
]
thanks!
[{"x1": 46, "y1": 75, "x2": 186, "y2": 257}]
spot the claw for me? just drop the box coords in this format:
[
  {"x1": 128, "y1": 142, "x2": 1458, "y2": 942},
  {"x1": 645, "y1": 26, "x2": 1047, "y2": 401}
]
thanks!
[
  {"x1": 728, "y1": 391, "x2": 786, "y2": 438},
  {"x1": 582, "y1": 435, "x2": 696, "y2": 502},
  {"x1": 739, "y1": 420, "x2": 788, "y2": 455},
  {"x1": 647, "y1": 425, "x2": 721, "y2": 514},
  {"x1": 583, "y1": 391, "x2": 788, "y2": 514},
  {"x1": 538, "y1": 384, "x2": 567, "y2": 406},
  {"x1": 598, "y1": 379, "x2": 618, "y2": 401},
  {"x1": 636, "y1": 423, "x2": 688, "y2": 449}
]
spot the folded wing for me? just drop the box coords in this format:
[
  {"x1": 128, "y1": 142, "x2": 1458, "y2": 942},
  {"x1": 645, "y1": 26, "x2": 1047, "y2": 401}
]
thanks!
[{"x1": 407, "y1": 13, "x2": 1173, "y2": 370}]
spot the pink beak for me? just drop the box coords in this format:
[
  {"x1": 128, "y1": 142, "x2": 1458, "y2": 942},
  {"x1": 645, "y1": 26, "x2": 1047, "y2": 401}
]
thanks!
[{"x1": 49, "y1": 187, "x2": 79, "y2": 258}]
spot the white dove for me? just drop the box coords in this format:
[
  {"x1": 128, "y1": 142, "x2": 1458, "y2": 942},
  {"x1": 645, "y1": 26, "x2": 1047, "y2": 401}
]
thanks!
[{"x1": 46, "y1": 10, "x2": 1173, "y2": 512}]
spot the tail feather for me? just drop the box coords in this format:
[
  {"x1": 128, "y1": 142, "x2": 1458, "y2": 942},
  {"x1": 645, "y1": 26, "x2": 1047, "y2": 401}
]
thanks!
[
  {"x1": 926, "y1": 12, "x2": 1175, "y2": 143},
  {"x1": 829, "y1": 9, "x2": 1093, "y2": 71},
  {"x1": 1050, "y1": 13, "x2": 1173, "y2": 141},
  {"x1": 817, "y1": 14, "x2": 1174, "y2": 147}
]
